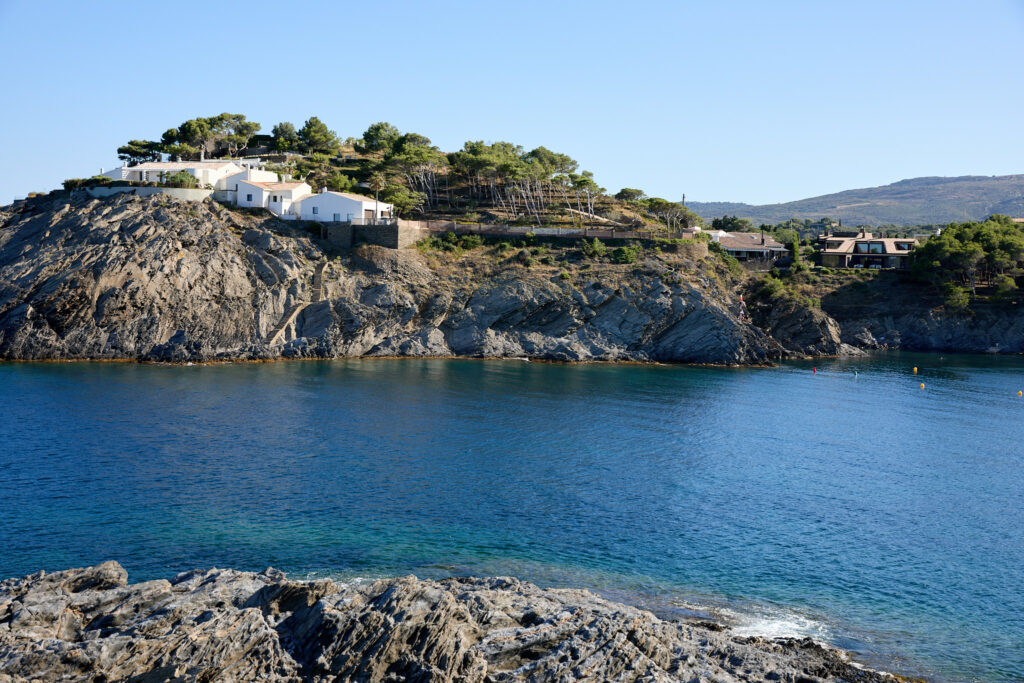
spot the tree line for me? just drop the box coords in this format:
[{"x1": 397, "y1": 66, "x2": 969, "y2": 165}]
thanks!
[
  {"x1": 910, "y1": 214, "x2": 1024, "y2": 306},
  {"x1": 115, "y1": 114, "x2": 702, "y2": 226}
]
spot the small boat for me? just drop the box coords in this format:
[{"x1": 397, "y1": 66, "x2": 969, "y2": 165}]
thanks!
[{"x1": 986, "y1": 344, "x2": 1002, "y2": 354}]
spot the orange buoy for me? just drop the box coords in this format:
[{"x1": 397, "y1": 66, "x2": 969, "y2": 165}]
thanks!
[
  {"x1": 913, "y1": 367, "x2": 918, "y2": 374},
  {"x1": 920, "y1": 383, "x2": 925, "y2": 390},
  {"x1": 1018, "y1": 390, "x2": 1022, "y2": 397}
]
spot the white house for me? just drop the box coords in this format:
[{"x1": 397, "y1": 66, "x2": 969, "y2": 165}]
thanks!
[
  {"x1": 102, "y1": 160, "x2": 246, "y2": 187},
  {"x1": 298, "y1": 189, "x2": 393, "y2": 223},
  {"x1": 221, "y1": 167, "x2": 280, "y2": 192},
  {"x1": 236, "y1": 180, "x2": 312, "y2": 218}
]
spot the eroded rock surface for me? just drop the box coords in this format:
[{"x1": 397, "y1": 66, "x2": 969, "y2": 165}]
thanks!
[
  {"x1": 0, "y1": 194, "x2": 782, "y2": 364},
  {"x1": 0, "y1": 562, "x2": 896, "y2": 682}
]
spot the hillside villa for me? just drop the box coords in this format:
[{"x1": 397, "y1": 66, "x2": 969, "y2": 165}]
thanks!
[
  {"x1": 99, "y1": 160, "x2": 393, "y2": 224},
  {"x1": 707, "y1": 230, "x2": 788, "y2": 261},
  {"x1": 718, "y1": 231, "x2": 788, "y2": 261},
  {"x1": 818, "y1": 231, "x2": 918, "y2": 269}
]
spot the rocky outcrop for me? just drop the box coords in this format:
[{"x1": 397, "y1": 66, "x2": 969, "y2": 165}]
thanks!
[
  {"x1": 0, "y1": 562, "x2": 896, "y2": 682},
  {"x1": 746, "y1": 295, "x2": 861, "y2": 357},
  {"x1": 836, "y1": 309, "x2": 1024, "y2": 353},
  {"x1": 0, "y1": 194, "x2": 782, "y2": 364}
]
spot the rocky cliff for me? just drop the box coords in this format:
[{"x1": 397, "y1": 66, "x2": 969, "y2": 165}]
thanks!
[
  {"x1": 0, "y1": 194, "x2": 782, "y2": 364},
  {"x1": 0, "y1": 562, "x2": 896, "y2": 682},
  {"x1": 2, "y1": 193, "x2": 1013, "y2": 364},
  {"x1": 744, "y1": 273, "x2": 1024, "y2": 358}
]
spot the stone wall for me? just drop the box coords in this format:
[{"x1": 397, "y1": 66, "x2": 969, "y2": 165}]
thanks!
[
  {"x1": 359, "y1": 222, "x2": 429, "y2": 249},
  {"x1": 85, "y1": 187, "x2": 214, "y2": 202},
  {"x1": 323, "y1": 221, "x2": 429, "y2": 249},
  {"x1": 324, "y1": 223, "x2": 355, "y2": 248}
]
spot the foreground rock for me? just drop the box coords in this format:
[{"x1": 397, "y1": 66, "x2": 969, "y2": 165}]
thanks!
[{"x1": 0, "y1": 562, "x2": 896, "y2": 682}]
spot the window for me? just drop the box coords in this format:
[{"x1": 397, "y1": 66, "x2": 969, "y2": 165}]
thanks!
[
  {"x1": 246, "y1": 193, "x2": 253, "y2": 202},
  {"x1": 854, "y1": 243, "x2": 869, "y2": 253},
  {"x1": 868, "y1": 242, "x2": 883, "y2": 254},
  {"x1": 312, "y1": 206, "x2": 318, "y2": 215},
  {"x1": 272, "y1": 195, "x2": 278, "y2": 202},
  {"x1": 896, "y1": 242, "x2": 913, "y2": 251},
  {"x1": 333, "y1": 213, "x2": 341, "y2": 221}
]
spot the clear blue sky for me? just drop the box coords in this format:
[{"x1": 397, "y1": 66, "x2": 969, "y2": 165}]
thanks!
[{"x1": 1, "y1": 0, "x2": 1022, "y2": 205}]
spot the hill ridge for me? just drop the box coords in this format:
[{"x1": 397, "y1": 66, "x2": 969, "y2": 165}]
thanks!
[{"x1": 690, "y1": 173, "x2": 1024, "y2": 226}]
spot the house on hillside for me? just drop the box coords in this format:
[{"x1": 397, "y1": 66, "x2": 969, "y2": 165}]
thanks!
[
  {"x1": 235, "y1": 180, "x2": 312, "y2": 218},
  {"x1": 299, "y1": 189, "x2": 393, "y2": 223},
  {"x1": 819, "y1": 233, "x2": 918, "y2": 269},
  {"x1": 712, "y1": 231, "x2": 788, "y2": 261},
  {"x1": 102, "y1": 160, "x2": 252, "y2": 188}
]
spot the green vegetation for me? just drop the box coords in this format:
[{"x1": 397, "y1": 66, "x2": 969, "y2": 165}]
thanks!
[
  {"x1": 158, "y1": 114, "x2": 261, "y2": 160},
  {"x1": 62, "y1": 176, "x2": 114, "y2": 191},
  {"x1": 109, "y1": 113, "x2": 711, "y2": 227},
  {"x1": 610, "y1": 244, "x2": 641, "y2": 264},
  {"x1": 580, "y1": 238, "x2": 607, "y2": 259},
  {"x1": 416, "y1": 231, "x2": 487, "y2": 255},
  {"x1": 164, "y1": 171, "x2": 199, "y2": 189},
  {"x1": 910, "y1": 215, "x2": 1023, "y2": 307},
  {"x1": 297, "y1": 116, "x2": 339, "y2": 154}
]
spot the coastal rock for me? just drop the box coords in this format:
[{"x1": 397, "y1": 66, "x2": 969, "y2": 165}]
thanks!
[
  {"x1": 0, "y1": 194, "x2": 782, "y2": 364},
  {"x1": 748, "y1": 295, "x2": 861, "y2": 357},
  {"x1": 0, "y1": 562, "x2": 899, "y2": 683}
]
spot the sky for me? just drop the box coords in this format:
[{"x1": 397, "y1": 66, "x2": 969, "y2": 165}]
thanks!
[{"x1": 1, "y1": 0, "x2": 1022, "y2": 205}]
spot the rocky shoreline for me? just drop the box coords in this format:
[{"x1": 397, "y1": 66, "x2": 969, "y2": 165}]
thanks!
[
  {"x1": 0, "y1": 562, "x2": 903, "y2": 682},
  {"x1": 2, "y1": 193, "x2": 1019, "y2": 365}
]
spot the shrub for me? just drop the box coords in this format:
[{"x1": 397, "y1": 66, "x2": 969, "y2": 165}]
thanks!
[
  {"x1": 943, "y1": 284, "x2": 971, "y2": 311},
  {"x1": 540, "y1": 255, "x2": 555, "y2": 265},
  {"x1": 757, "y1": 275, "x2": 786, "y2": 299},
  {"x1": 611, "y1": 244, "x2": 641, "y2": 264},
  {"x1": 994, "y1": 274, "x2": 1018, "y2": 305},
  {"x1": 459, "y1": 233, "x2": 483, "y2": 249},
  {"x1": 581, "y1": 238, "x2": 606, "y2": 258},
  {"x1": 559, "y1": 271, "x2": 571, "y2": 280},
  {"x1": 165, "y1": 171, "x2": 199, "y2": 188},
  {"x1": 62, "y1": 176, "x2": 112, "y2": 191}
]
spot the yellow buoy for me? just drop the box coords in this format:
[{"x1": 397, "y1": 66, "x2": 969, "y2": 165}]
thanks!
[
  {"x1": 1018, "y1": 390, "x2": 1022, "y2": 397},
  {"x1": 920, "y1": 383, "x2": 925, "y2": 390},
  {"x1": 913, "y1": 367, "x2": 918, "y2": 374}
]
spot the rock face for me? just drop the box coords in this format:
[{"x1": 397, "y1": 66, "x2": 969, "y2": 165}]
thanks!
[
  {"x1": 747, "y1": 296, "x2": 861, "y2": 358},
  {"x1": 0, "y1": 194, "x2": 782, "y2": 364},
  {"x1": 0, "y1": 562, "x2": 896, "y2": 682}
]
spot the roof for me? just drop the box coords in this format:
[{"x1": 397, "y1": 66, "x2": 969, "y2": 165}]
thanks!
[
  {"x1": 125, "y1": 161, "x2": 241, "y2": 170},
  {"x1": 821, "y1": 237, "x2": 918, "y2": 255},
  {"x1": 322, "y1": 190, "x2": 386, "y2": 204},
  {"x1": 239, "y1": 181, "x2": 309, "y2": 191},
  {"x1": 718, "y1": 232, "x2": 786, "y2": 251}
]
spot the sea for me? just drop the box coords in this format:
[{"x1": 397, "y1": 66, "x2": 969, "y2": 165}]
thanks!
[{"x1": 0, "y1": 354, "x2": 1021, "y2": 682}]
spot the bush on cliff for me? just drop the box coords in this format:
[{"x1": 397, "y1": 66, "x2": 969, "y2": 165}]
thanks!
[
  {"x1": 581, "y1": 238, "x2": 606, "y2": 259},
  {"x1": 610, "y1": 244, "x2": 641, "y2": 264}
]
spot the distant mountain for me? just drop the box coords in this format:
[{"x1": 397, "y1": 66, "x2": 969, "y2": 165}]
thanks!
[{"x1": 689, "y1": 175, "x2": 1024, "y2": 226}]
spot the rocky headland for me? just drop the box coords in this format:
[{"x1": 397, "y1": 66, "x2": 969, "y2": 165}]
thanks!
[
  {"x1": 0, "y1": 562, "x2": 899, "y2": 682},
  {"x1": 0, "y1": 192, "x2": 1018, "y2": 363}
]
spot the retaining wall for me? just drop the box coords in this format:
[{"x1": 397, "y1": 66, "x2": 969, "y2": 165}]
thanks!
[{"x1": 86, "y1": 187, "x2": 214, "y2": 201}]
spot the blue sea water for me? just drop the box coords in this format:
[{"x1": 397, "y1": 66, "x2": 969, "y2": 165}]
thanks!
[{"x1": 0, "y1": 355, "x2": 1021, "y2": 682}]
